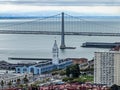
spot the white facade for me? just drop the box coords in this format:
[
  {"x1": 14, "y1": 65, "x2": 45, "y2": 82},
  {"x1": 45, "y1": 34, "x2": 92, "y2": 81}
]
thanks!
[
  {"x1": 52, "y1": 40, "x2": 59, "y2": 65},
  {"x1": 94, "y1": 51, "x2": 120, "y2": 86}
]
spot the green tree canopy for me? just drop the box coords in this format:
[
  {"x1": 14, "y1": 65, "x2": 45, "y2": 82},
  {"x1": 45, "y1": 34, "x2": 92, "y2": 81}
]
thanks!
[
  {"x1": 66, "y1": 66, "x2": 71, "y2": 77},
  {"x1": 7, "y1": 81, "x2": 12, "y2": 88},
  {"x1": 17, "y1": 78, "x2": 21, "y2": 85},
  {"x1": 111, "y1": 84, "x2": 119, "y2": 90},
  {"x1": 23, "y1": 75, "x2": 29, "y2": 84},
  {"x1": 66, "y1": 64, "x2": 80, "y2": 78}
]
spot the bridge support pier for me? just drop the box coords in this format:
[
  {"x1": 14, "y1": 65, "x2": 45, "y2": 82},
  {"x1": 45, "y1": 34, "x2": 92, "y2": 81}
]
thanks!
[{"x1": 60, "y1": 12, "x2": 66, "y2": 49}]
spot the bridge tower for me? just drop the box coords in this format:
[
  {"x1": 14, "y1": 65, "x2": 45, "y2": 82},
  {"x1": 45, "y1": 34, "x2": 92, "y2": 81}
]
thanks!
[{"x1": 60, "y1": 12, "x2": 66, "y2": 49}]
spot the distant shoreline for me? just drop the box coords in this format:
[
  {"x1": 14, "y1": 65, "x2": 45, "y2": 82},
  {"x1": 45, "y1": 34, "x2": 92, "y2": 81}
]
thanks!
[{"x1": 1, "y1": 16, "x2": 120, "y2": 19}]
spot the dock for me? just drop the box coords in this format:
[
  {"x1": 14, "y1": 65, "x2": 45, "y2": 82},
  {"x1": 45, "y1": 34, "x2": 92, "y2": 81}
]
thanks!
[
  {"x1": 8, "y1": 57, "x2": 52, "y2": 61},
  {"x1": 60, "y1": 47, "x2": 76, "y2": 49}
]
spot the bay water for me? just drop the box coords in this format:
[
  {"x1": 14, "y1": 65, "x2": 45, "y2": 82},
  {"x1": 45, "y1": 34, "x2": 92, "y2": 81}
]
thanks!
[{"x1": 0, "y1": 18, "x2": 120, "y2": 63}]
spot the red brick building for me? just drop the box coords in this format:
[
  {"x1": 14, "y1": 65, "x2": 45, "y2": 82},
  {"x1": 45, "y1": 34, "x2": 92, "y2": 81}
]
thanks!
[{"x1": 70, "y1": 58, "x2": 88, "y2": 65}]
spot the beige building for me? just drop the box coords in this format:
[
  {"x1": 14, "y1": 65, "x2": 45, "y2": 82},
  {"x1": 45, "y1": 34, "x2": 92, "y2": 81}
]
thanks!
[{"x1": 94, "y1": 50, "x2": 120, "y2": 86}]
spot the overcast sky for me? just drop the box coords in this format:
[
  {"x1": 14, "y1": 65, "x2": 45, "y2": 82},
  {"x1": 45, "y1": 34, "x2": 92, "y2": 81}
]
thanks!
[
  {"x1": 0, "y1": 0, "x2": 120, "y2": 16},
  {"x1": 1, "y1": 0, "x2": 120, "y2": 5}
]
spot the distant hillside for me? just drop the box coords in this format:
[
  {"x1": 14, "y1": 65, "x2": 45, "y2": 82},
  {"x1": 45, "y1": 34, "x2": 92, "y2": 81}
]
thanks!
[
  {"x1": 1, "y1": 11, "x2": 120, "y2": 19},
  {"x1": 0, "y1": 16, "x2": 40, "y2": 19}
]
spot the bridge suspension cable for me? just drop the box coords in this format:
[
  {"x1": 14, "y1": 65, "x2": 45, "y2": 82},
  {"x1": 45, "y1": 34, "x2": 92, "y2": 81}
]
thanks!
[
  {"x1": 0, "y1": 13, "x2": 61, "y2": 30},
  {"x1": 0, "y1": 12, "x2": 120, "y2": 35},
  {"x1": 65, "y1": 13, "x2": 120, "y2": 33}
]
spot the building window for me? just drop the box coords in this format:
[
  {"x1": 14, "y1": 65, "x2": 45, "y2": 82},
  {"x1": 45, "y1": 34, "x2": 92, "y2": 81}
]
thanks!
[
  {"x1": 30, "y1": 68, "x2": 34, "y2": 74},
  {"x1": 37, "y1": 69, "x2": 39, "y2": 74},
  {"x1": 17, "y1": 68, "x2": 20, "y2": 73},
  {"x1": 23, "y1": 68, "x2": 27, "y2": 73}
]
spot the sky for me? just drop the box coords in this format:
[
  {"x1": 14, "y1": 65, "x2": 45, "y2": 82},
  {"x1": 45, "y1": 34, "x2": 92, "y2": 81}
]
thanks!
[{"x1": 0, "y1": 0, "x2": 120, "y2": 16}]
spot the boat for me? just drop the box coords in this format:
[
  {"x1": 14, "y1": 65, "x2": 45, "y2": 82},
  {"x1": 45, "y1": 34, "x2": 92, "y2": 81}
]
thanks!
[{"x1": 81, "y1": 42, "x2": 120, "y2": 48}]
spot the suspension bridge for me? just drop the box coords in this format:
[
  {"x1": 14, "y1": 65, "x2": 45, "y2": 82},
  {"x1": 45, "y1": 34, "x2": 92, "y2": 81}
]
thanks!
[{"x1": 0, "y1": 12, "x2": 120, "y2": 49}]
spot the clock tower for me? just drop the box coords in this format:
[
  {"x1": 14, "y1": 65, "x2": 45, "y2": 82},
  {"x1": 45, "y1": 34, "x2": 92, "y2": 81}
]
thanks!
[{"x1": 52, "y1": 40, "x2": 59, "y2": 65}]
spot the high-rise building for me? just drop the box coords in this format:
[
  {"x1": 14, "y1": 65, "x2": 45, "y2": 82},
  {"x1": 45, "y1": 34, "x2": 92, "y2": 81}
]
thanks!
[{"x1": 94, "y1": 50, "x2": 120, "y2": 86}]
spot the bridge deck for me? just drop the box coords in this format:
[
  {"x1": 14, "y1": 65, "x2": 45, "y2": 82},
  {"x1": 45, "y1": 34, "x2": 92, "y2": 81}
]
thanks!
[{"x1": 0, "y1": 30, "x2": 120, "y2": 36}]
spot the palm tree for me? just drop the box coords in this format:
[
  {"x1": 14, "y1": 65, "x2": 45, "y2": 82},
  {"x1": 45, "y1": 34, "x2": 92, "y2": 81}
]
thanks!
[
  {"x1": 7, "y1": 81, "x2": 12, "y2": 88},
  {"x1": 0, "y1": 80, "x2": 4, "y2": 90}
]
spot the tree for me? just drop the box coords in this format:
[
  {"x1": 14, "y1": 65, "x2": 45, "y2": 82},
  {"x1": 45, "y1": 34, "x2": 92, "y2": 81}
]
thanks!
[
  {"x1": 0, "y1": 80, "x2": 4, "y2": 90},
  {"x1": 17, "y1": 78, "x2": 21, "y2": 85},
  {"x1": 59, "y1": 70, "x2": 66, "y2": 76},
  {"x1": 7, "y1": 81, "x2": 12, "y2": 88},
  {"x1": 19, "y1": 84, "x2": 24, "y2": 89},
  {"x1": 111, "y1": 84, "x2": 119, "y2": 90},
  {"x1": 74, "y1": 64, "x2": 80, "y2": 78},
  {"x1": 66, "y1": 66, "x2": 71, "y2": 77},
  {"x1": 23, "y1": 75, "x2": 29, "y2": 90},
  {"x1": 66, "y1": 64, "x2": 80, "y2": 78},
  {"x1": 23, "y1": 75, "x2": 29, "y2": 84},
  {"x1": 51, "y1": 71, "x2": 58, "y2": 76},
  {"x1": 31, "y1": 84, "x2": 38, "y2": 90}
]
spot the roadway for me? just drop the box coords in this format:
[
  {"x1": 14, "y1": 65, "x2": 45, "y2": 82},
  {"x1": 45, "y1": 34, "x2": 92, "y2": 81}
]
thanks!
[{"x1": 0, "y1": 30, "x2": 120, "y2": 36}]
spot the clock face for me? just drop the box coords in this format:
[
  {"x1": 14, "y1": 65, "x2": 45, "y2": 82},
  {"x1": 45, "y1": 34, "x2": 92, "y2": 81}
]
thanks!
[{"x1": 55, "y1": 49, "x2": 57, "y2": 52}]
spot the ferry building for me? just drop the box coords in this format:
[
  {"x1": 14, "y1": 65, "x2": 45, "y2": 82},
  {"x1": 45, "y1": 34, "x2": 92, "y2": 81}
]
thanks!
[{"x1": 15, "y1": 40, "x2": 73, "y2": 75}]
